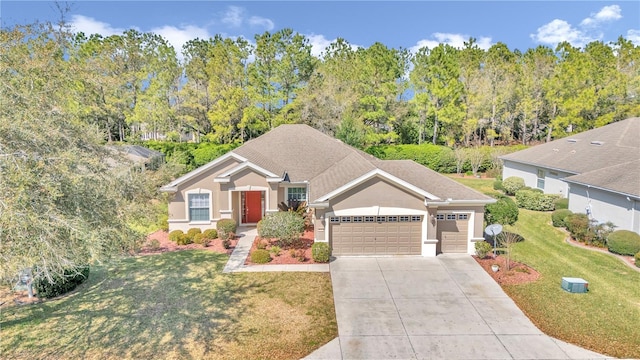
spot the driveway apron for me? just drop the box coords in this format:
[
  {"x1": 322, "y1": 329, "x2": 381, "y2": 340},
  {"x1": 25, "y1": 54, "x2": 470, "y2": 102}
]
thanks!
[{"x1": 305, "y1": 255, "x2": 613, "y2": 360}]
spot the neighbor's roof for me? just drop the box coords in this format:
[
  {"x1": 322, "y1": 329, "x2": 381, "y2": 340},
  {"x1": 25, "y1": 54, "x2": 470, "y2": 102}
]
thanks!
[
  {"x1": 232, "y1": 124, "x2": 492, "y2": 203},
  {"x1": 501, "y1": 117, "x2": 640, "y2": 197}
]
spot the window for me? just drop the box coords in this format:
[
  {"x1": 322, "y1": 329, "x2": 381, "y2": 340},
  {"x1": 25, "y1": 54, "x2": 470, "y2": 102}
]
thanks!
[
  {"x1": 353, "y1": 216, "x2": 363, "y2": 223},
  {"x1": 458, "y1": 214, "x2": 469, "y2": 220},
  {"x1": 330, "y1": 216, "x2": 340, "y2": 223},
  {"x1": 341, "y1": 216, "x2": 352, "y2": 223},
  {"x1": 399, "y1": 216, "x2": 410, "y2": 222},
  {"x1": 436, "y1": 214, "x2": 445, "y2": 221},
  {"x1": 287, "y1": 187, "x2": 307, "y2": 206},
  {"x1": 376, "y1": 216, "x2": 386, "y2": 222},
  {"x1": 446, "y1": 214, "x2": 456, "y2": 220},
  {"x1": 364, "y1": 216, "x2": 375, "y2": 222},
  {"x1": 387, "y1": 216, "x2": 398, "y2": 222},
  {"x1": 411, "y1": 216, "x2": 422, "y2": 222},
  {"x1": 537, "y1": 169, "x2": 545, "y2": 190},
  {"x1": 188, "y1": 193, "x2": 210, "y2": 221}
]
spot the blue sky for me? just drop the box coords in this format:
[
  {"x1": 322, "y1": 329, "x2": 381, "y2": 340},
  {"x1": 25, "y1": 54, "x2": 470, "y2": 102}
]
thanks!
[{"x1": 2, "y1": 1, "x2": 639, "y2": 57}]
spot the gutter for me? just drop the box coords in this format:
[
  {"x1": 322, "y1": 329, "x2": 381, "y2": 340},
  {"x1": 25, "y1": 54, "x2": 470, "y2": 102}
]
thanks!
[{"x1": 159, "y1": 186, "x2": 177, "y2": 193}]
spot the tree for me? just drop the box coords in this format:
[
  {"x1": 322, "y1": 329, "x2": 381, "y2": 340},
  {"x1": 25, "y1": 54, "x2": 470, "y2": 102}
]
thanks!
[{"x1": 0, "y1": 23, "x2": 145, "y2": 284}]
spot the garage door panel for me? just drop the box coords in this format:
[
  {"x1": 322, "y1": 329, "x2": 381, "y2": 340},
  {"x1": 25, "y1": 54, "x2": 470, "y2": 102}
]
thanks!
[
  {"x1": 331, "y1": 216, "x2": 422, "y2": 256},
  {"x1": 437, "y1": 219, "x2": 469, "y2": 253}
]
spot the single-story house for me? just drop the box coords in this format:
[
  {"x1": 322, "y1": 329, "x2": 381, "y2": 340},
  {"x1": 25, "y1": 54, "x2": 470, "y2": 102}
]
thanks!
[
  {"x1": 107, "y1": 144, "x2": 165, "y2": 170},
  {"x1": 501, "y1": 117, "x2": 640, "y2": 234},
  {"x1": 160, "y1": 124, "x2": 495, "y2": 256}
]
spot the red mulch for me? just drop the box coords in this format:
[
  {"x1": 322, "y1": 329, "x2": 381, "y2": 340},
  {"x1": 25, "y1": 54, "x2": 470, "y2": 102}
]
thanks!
[
  {"x1": 474, "y1": 255, "x2": 541, "y2": 286},
  {"x1": 137, "y1": 230, "x2": 238, "y2": 256},
  {"x1": 245, "y1": 228, "x2": 319, "y2": 265}
]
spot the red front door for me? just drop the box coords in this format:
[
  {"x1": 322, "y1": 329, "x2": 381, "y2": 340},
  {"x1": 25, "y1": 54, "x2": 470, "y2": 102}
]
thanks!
[{"x1": 244, "y1": 191, "x2": 262, "y2": 223}]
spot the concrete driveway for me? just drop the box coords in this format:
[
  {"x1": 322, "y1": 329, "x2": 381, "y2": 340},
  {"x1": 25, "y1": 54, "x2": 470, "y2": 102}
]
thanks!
[{"x1": 305, "y1": 255, "x2": 613, "y2": 360}]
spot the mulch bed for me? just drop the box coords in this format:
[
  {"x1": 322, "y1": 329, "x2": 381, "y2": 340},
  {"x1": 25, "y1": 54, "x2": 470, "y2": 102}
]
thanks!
[
  {"x1": 244, "y1": 228, "x2": 319, "y2": 265},
  {"x1": 565, "y1": 237, "x2": 638, "y2": 271},
  {"x1": 138, "y1": 230, "x2": 238, "y2": 256},
  {"x1": 474, "y1": 255, "x2": 541, "y2": 286}
]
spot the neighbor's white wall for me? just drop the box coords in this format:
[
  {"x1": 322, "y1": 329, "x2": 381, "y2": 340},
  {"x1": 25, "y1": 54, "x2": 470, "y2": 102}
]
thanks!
[
  {"x1": 502, "y1": 160, "x2": 570, "y2": 197},
  {"x1": 569, "y1": 184, "x2": 640, "y2": 234}
]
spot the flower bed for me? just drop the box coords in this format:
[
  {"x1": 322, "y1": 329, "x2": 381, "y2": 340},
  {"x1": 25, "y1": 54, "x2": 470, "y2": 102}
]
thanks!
[
  {"x1": 474, "y1": 255, "x2": 540, "y2": 286},
  {"x1": 245, "y1": 228, "x2": 319, "y2": 265},
  {"x1": 138, "y1": 230, "x2": 238, "y2": 255}
]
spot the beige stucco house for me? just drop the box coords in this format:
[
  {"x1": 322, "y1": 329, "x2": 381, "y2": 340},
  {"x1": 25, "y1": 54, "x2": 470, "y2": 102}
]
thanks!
[{"x1": 160, "y1": 124, "x2": 495, "y2": 256}]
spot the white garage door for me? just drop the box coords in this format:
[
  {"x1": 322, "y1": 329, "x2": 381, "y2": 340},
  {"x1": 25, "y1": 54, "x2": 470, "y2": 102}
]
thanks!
[
  {"x1": 436, "y1": 213, "x2": 469, "y2": 253},
  {"x1": 330, "y1": 215, "x2": 423, "y2": 256}
]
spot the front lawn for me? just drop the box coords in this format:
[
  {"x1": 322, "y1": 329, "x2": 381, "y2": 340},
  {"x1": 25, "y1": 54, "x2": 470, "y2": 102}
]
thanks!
[
  {"x1": 504, "y1": 210, "x2": 640, "y2": 359},
  {"x1": 449, "y1": 175, "x2": 639, "y2": 358},
  {"x1": 0, "y1": 251, "x2": 337, "y2": 360}
]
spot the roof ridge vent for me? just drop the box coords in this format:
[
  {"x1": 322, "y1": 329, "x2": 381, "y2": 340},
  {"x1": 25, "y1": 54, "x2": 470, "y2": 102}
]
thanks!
[
  {"x1": 566, "y1": 138, "x2": 578, "y2": 143},
  {"x1": 590, "y1": 140, "x2": 604, "y2": 146}
]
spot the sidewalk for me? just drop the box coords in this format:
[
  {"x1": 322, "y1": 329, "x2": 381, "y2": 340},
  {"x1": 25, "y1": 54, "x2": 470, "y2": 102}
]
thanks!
[{"x1": 222, "y1": 227, "x2": 330, "y2": 273}]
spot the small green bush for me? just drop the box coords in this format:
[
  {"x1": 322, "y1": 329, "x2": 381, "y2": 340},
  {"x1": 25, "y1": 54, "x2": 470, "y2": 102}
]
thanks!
[
  {"x1": 257, "y1": 240, "x2": 267, "y2": 250},
  {"x1": 635, "y1": 251, "x2": 640, "y2": 268},
  {"x1": 34, "y1": 265, "x2": 90, "y2": 299},
  {"x1": 269, "y1": 245, "x2": 282, "y2": 256},
  {"x1": 251, "y1": 249, "x2": 271, "y2": 264},
  {"x1": 515, "y1": 189, "x2": 559, "y2": 211},
  {"x1": 222, "y1": 239, "x2": 231, "y2": 249},
  {"x1": 202, "y1": 229, "x2": 218, "y2": 240},
  {"x1": 551, "y1": 209, "x2": 573, "y2": 227},
  {"x1": 607, "y1": 230, "x2": 640, "y2": 256},
  {"x1": 258, "y1": 212, "x2": 305, "y2": 247},
  {"x1": 176, "y1": 233, "x2": 192, "y2": 245},
  {"x1": 493, "y1": 180, "x2": 503, "y2": 191},
  {"x1": 474, "y1": 241, "x2": 492, "y2": 259},
  {"x1": 312, "y1": 242, "x2": 330, "y2": 263},
  {"x1": 565, "y1": 213, "x2": 590, "y2": 242},
  {"x1": 554, "y1": 198, "x2": 569, "y2": 210},
  {"x1": 168, "y1": 230, "x2": 183, "y2": 243},
  {"x1": 217, "y1": 219, "x2": 237, "y2": 240},
  {"x1": 193, "y1": 233, "x2": 210, "y2": 246},
  {"x1": 484, "y1": 195, "x2": 519, "y2": 225},
  {"x1": 186, "y1": 228, "x2": 202, "y2": 241},
  {"x1": 502, "y1": 176, "x2": 526, "y2": 195}
]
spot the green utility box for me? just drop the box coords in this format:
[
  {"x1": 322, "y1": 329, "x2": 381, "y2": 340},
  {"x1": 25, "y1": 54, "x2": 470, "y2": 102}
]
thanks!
[{"x1": 561, "y1": 277, "x2": 589, "y2": 293}]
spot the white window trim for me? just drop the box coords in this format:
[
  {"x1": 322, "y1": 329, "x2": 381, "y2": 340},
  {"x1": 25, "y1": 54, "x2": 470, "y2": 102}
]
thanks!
[
  {"x1": 286, "y1": 186, "x2": 308, "y2": 205},
  {"x1": 185, "y1": 188, "x2": 213, "y2": 223}
]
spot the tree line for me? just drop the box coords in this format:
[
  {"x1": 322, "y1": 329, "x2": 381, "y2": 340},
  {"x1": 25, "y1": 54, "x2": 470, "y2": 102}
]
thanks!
[{"x1": 4, "y1": 22, "x2": 638, "y2": 148}]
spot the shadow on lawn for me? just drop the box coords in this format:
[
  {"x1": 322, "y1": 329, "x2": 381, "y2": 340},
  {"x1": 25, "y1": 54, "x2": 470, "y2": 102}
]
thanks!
[{"x1": 1, "y1": 251, "x2": 273, "y2": 359}]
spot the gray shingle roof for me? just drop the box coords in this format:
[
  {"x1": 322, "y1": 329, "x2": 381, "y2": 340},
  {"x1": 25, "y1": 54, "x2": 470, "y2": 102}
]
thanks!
[
  {"x1": 501, "y1": 117, "x2": 640, "y2": 196},
  {"x1": 232, "y1": 124, "x2": 493, "y2": 202}
]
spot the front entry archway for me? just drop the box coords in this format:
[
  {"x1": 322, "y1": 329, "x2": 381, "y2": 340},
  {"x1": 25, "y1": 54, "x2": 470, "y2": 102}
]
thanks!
[{"x1": 242, "y1": 191, "x2": 263, "y2": 224}]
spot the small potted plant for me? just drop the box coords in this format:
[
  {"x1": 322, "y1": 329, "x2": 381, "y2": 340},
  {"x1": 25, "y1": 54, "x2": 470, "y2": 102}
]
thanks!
[{"x1": 491, "y1": 264, "x2": 500, "y2": 272}]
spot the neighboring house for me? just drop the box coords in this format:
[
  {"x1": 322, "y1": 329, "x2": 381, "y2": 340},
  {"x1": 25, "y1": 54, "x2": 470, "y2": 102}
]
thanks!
[
  {"x1": 108, "y1": 145, "x2": 165, "y2": 170},
  {"x1": 501, "y1": 117, "x2": 640, "y2": 234},
  {"x1": 160, "y1": 124, "x2": 495, "y2": 256}
]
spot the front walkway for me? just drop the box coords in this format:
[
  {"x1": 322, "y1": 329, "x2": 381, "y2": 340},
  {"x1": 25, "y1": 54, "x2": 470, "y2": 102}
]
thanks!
[{"x1": 222, "y1": 227, "x2": 329, "y2": 273}]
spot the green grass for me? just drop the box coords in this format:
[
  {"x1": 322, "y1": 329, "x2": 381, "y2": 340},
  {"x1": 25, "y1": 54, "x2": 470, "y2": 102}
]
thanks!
[
  {"x1": 0, "y1": 251, "x2": 337, "y2": 360},
  {"x1": 444, "y1": 174, "x2": 501, "y2": 197},
  {"x1": 449, "y1": 176, "x2": 640, "y2": 358}
]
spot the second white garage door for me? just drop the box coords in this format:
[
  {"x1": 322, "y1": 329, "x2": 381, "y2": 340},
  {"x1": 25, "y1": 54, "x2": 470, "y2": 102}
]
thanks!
[{"x1": 330, "y1": 215, "x2": 422, "y2": 256}]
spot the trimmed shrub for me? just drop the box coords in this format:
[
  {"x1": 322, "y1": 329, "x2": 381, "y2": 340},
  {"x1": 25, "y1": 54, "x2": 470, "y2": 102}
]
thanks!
[
  {"x1": 515, "y1": 189, "x2": 559, "y2": 211},
  {"x1": 312, "y1": 242, "x2": 330, "y2": 263},
  {"x1": 484, "y1": 196, "x2": 519, "y2": 226},
  {"x1": 193, "y1": 233, "x2": 210, "y2": 246},
  {"x1": 186, "y1": 228, "x2": 201, "y2": 242},
  {"x1": 34, "y1": 265, "x2": 90, "y2": 299},
  {"x1": 493, "y1": 180, "x2": 503, "y2": 191},
  {"x1": 202, "y1": 229, "x2": 218, "y2": 240},
  {"x1": 258, "y1": 212, "x2": 305, "y2": 247},
  {"x1": 251, "y1": 249, "x2": 271, "y2": 264},
  {"x1": 607, "y1": 230, "x2": 640, "y2": 256},
  {"x1": 554, "y1": 198, "x2": 569, "y2": 210},
  {"x1": 565, "y1": 213, "x2": 590, "y2": 241},
  {"x1": 551, "y1": 209, "x2": 573, "y2": 227},
  {"x1": 474, "y1": 241, "x2": 492, "y2": 259},
  {"x1": 269, "y1": 245, "x2": 282, "y2": 256},
  {"x1": 635, "y1": 251, "x2": 640, "y2": 268},
  {"x1": 176, "y1": 234, "x2": 191, "y2": 245},
  {"x1": 502, "y1": 176, "x2": 525, "y2": 195},
  {"x1": 216, "y1": 219, "x2": 237, "y2": 240},
  {"x1": 168, "y1": 230, "x2": 183, "y2": 243}
]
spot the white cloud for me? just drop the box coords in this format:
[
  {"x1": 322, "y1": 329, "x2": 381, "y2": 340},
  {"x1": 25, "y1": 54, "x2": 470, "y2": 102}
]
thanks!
[
  {"x1": 532, "y1": 5, "x2": 627, "y2": 48},
  {"x1": 221, "y1": 6, "x2": 244, "y2": 27},
  {"x1": 580, "y1": 5, "x2": 622, "y2": 27},
  {"x1": 69, "y1": 14, "x2": 127, "y2": 37},
  {"x1": 628, "y1": 29, "x2": 640, "y2": 45},
  {"x1": 248, "y1": 16, "x2": 274, "y2": 31},
  {"x1": 306, "y1": 34, "x2": 333, "y2": 57},
  {"x1": 410, "y1": 33, "x2": 492, "y2": 53},
  {"x1": 151, "y1": 25, "x2": 211, "y2": 58}
]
